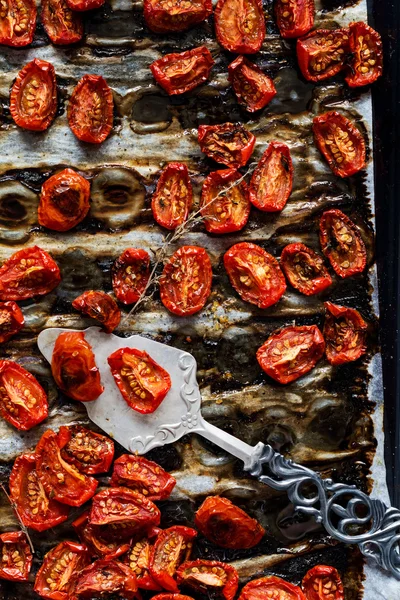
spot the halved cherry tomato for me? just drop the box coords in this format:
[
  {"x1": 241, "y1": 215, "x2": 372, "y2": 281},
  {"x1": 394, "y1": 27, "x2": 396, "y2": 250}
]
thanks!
[
  {"x1": 35, "y1": 429, "x2": 98, "y2": 507},
  {"x1": 51, "y1": 331, "x2": 104, "y2": 402},
  {"x1": 38, "y1": 169, "x2": 90, "y2": 232},
  {"x1": 296, "y1": 29, "x2": 350, "y2": 82},
  {"x1": 249, "y1": 141, "x2": 293, "y2": 211},
  {"x1": 228, "y1": 56, "x2": 276, "y2": 113},
  {"x1": 0, "y1": 246, "x2": 61, "y2": 301},
  {"x1": 275, "y1": 0, "x2": 314, "y2": 39},
  {"x1": 41, "y1": 0, "x2": 83, "y2": 45},
  {"x1": 10, "y1": 59, "x2": 57, "y2": 132},
  {"x1": 280, "y1": 243, "x2": 332, "y2": 296},
  {"x1": 0, "y1": 0, "x2": 36, "y2": 46},
  {"x1": 72, "y1": 559, "x2": 138, "y2": 599},
  {"x1": 346, "y1": 22, "x2": 383, "y2": 88},
  {"x1": 0, "y1": 531, "x2": 32, "y2": 582},
  {"x1": 302, "y1": 565, "x2": 344, "y2": 600},
  {"x1": 65, "y1": 0, "x2": 104, "y2": 11},
  {"x1": 150, "y1": 46, "x2": 214, "y2": 96},
  {"x1": 239, "y1": 576, "x2": 306, "y2": 600},
  {"x1": 58, "y1": 425, "x2": 114, "y2": 475},
  {"x1": 224, "y1": 242, "x2": 286, "y2": 309},
  {"x1": 214, "y1": 0, "x2": 265, "y2": 54},
  {"x1": 319, "y1": 209, "x2": 366, "y2": 278},
  {"x1": 72, "y1": 290, "x2": 121, "y2": 333},
  {"x1": 9, "y1": 453, "x2": 69, "y2": 532},
  {"x1": 201, "y1": 169, "x2": 250, "y2": 234},
  {"x1": 323, "y1": 301, "x2": 367, "y2": 366},
  {"x1": 111, "y1": 454, "x2": 176, "y2": 500},
  {"x1": 0, "y1": 301, "x2": 24, "y2": 343},
  {"x1": 257, "y1": 324, "x2": 325, "y2": 384},
  {"x1": 112, "y1": 248, "x2": 151, "y2": 305},
  {"x1": 0, "y1": 360, "x2": 48, "y2": 430},
  {"x1": 152, "y1": 163, "x2": 193, "y2": 231},
  {"x1": 73, "y1": 511, "x2": 132, "y2": 559},
  {"x1": 149, "y1": 526, "x2": 197, "y2": 592},
  {"x1": 144, "y1": 0, "x2": 211, "y2": 33},
  {"x1": 160, "y1": 246, "x2": 212, "y2": 317},
  {"x1": 68, "y1": 74, "x2": 114, "y2": 144},
  {"x1": 198, "y1": 123, "x2": 256, "y2": 168},
  {"x1": 177, "y1": 560, "x2": 238, "y2": 600},
  {"x1": 153, "y1": 596, "x2": 195, "y2": 600},
  {"x1": 124, "y1": 538, "x2": 161, "y2": 590},
  {"x1": 108, "y1": 347, "x2": 171, "y2": 414},
  {"x1": 34, "y1": 540, "x2": 91, "y2": 600},
  {"x1": 313, "y1": 112, "x2": 366, "y2": 178}
]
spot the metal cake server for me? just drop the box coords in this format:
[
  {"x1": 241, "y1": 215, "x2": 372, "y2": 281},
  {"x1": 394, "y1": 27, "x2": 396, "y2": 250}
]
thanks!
[{"x1": 38, "y1": 326, "x2": 400, "y2": 580}]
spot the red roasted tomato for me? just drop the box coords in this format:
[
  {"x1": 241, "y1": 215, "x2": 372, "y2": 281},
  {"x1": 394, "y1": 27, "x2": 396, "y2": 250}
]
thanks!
[
  {"x1": 152, "y1": 163, "x2": 193, "y2": 230},
  {"x1": 249, "y1": 141, "x2": 293, "y2": 211},
  {"x1": 302, "y1": 565, "x2": 344, "y2": 600},
  {"x1": 38, "y1": 169, "x2": 90, "y2": 232},
  {"x1": 319, "y1": 209, "x2": 367, "y2": 278},
  {"x1": 73, "y1": 511, "x2": 132, "y2": 559},
  {"x1": 198, "y1": 123, "x2": 256, "y2": 168},
  {"x1": 177, "y1": 560, "x2": 238, "y2": 600},
  {"x1": 214, "y1": 0, "x2": 265, "y2": 54},
  {"x1": 201, "y1": 169, "x2": 250, "y2": 234},
  {"x1": 256, "y1": 324, "x2": 325, "y2": 384},
  {"x1": 10, "y1": 59, "x2": 57, "y2": 131},
  {"x1": 228, "y1": 56, "x2": 276, "y2": 113},
  {"x1": 68, "y1": 74, "x2": 114, "y2": 144},
  {"x1": 159, "y1": 246, "x2": 212, "y2": 317},
  {"x1": 313, "y1": 112, "x2": 366, "y2": 178},
  {"x1": 224, "y1": 242, "x2": 286, "y2": 309},
  {"x1": 58, "y1": 425, "x2": 114, "y2": 475},
  {"x1": 51, "y1": 331, "x2": 104, "y2": 402},
  {"x1": 296, "y1": 28, "x2": 350, "y2": 82},
  {"x1": 239, "y1": 576, "x2": 306, "y2": 600},
  {"x1": 0, "y1": 531, "x2": 32, "y2": 581},
  {"x1": 111, "y1": 454, "x2": 176, "y2": 500},
  {"x1": 346, "y1": 22, "x2": 383, "y2": 88},
  {"x1": 149, "y1": 526, "x2": 197, "y2": 592},
  {"x1": 0, "y1": 301, "x2": 24, "y2": 343},
  {"x1": 150, "y1": 46, "x2": 214, "y2": 95},
  {"x1": 280, "y1": 243, "x2": 332, "y2": 296},
  {"x1": 112, "y1": 248, "x2": 151, "y2": 305},
  {"x1": 323, "y1": 301, "x2": 367, "y2": 366},
  {"x1": 108, "y1": 347, "x2": 171, "y2": 414},
  {"x1": 275, "y1": 0, "x2": 314, "y2": 39},
  {"x1": 124, "y1": 538, "x2": 161, "y2": 590},
  {"x1": 153, "y1": 596, "x2": 195, "y2": 600},
  {"x1": 144, "y1": 0, "x2": 211, "y2": 33},
  {"x1": 72, "y1": 559, "x2": 138, "y2": 599},
  {"x1": 41, "y1": 0, "x2": 83, "y2": 45},
  {"x1": 0, "y1": 360, "x2": 48, "y2": 431},
  {"x1": 65, "y1": 0, "x2": 104, "y2": 11},
  {"x1": 0, "y1": 246, "x2": 61, "y2": 301},
  {"x1": 0, "y1": 0, "x2": 36, "y2": 46},
  {"x1": 72, "y1": 290, "x2": 121, "y2": 333}
]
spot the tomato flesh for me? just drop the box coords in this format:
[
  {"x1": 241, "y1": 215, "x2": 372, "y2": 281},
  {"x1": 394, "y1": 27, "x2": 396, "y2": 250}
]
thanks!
[
  {"x1": 72, "y1": 558, "x2": 138, "y2": 599},
  {"x1": 0, "y1": 0, "x2": 36, "y2": 46},
  {"x1": 239, "y1": 576, "x2": 306, "y2": 600},
  {"x1": 150, "y1": 46, "x2": 214, "y2": 95},
  {"x1": 39, "y1": 169, "x2": 90, "y2": 232},
  {"x1": 41, "y1": 0, "x2": 83, "y2": 45},
  {"x1": 68, "y1": 74, "x2": 114, "y2": 144},
  {"x1": 144, "y1": 0, "x2": 212, "y2": 33},
  {"x1": 249, "y1": 141, "x2": 293, "y2": 211},
  {"x1": 198, "y1": 123, "x2": 256, "y2": 168},
  {"x1": 111, "y1": 454, "x2": 176, "y2": 500},
  {"x1": 0, "y1": 531, "x2": 32, "y2": 582},
  {"x1": 323, "y1": 301, "x2": 367, "y2": 366},
  {"x1": 72, "y1": 290, "x2": 121, "y2": 333},
  {"x1": 177, "y1": 560, "x2": 239, "y2": 600},
  {"x1": 346, "y1": 22, "x2": 383, "y2": 88},
  {"x1": 152, "y1": 163, "x2": 193, "y2": 231},
  {"x1": 319, "y1": 209, "x2": 366, "y2": 278},
  {"x1": 58, "y1": 425, "x2": 114, "y2": 475},
  {"x1": 228, "y1": 56, "x2": 276, "y2": 113},
  {"x1": 280, "y1": 243, "x2": 332, "y2": 296},
  {"x1": 73, "y1": 511, "x2": 132, "y2": 559},
  {"x1": 302, "y1": 565, "x2": 344, "y2": 600},
  {"x1": 149, "y1": 526, "x2": 197, "y2": 592},
  {"x1": 152, "y1": 596, "x2": 195, "y2": 600},
  {"x1": 201, "y1": 169, "x2": 250, "y2": 234},
  {"x1": 124, "y1": 537, "x2": 161, "y2": 590},
  {"x1": 112, "y1": 248, "x2": 151, "y2": 305},
  {"x1": 296, "y1": 28, "x2": 350, "y2": 82},
  {"x1": 0, "y1": 301, "x2": 24, "y2": 343},
  {"x1": 275, "y1": 0, "x2": 314, "y2": 39},
  {"x1": 66, "y1": 0, "x2": 104, "y2": 9},
  {"x1": 214, "y1": 0, "x2": 265, "y2": 54}
]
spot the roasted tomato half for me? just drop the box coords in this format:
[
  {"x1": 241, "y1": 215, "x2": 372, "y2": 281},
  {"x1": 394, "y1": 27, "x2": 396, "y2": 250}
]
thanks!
[
  {"x1": 51, "y1": 331, "x2": 104, "y2": 402},
  {"x1": 150, "y1": 46, "x2": 214, "y2": 96},
  {"x1": 280, "y1": 243, "x2": 332, "y2": 296},
  {"x1": 160, "y1": 246, "x2": 212, "y2": 317},
  {"x1": 124, "y1": 538, "x2": 161, "y2": 590},
  {"x1": 346, "y1": 22, "x2": 383, "y2": 88},
  {"x1": 68, "y1": 74, "x2": 114, "y2": 144},
  {"x1": 0, "y1": 301, "x2": 24, "y2": 343},
  {"x1": 41, "y1": 0, "x2": 83, "y2": 45},
  {"x1": 111, "y1": 454, "x2": 176, "y2": 500},
  {"x1": 0, "y1": 531, "x2": 32, "y2": 582},
  {"x1": 224, "y1": 242, "x2": 286, "y2": 309},
  {"x1": 257, "y1": 324, "x2": 325, "y2": 384},
  {"x1": 34, "y1": 541, "x2": 91, "y2": 600},
  {"x1": 108, "y1": 347, "x2": 171, "y2": 414},
  {"x1": 112, "y1": 248, "x2": 151, "y2": 305},
  {"x1": 313, "y1": 112, "x2": 366, "y2": 178},
  {"x1": 214, "y1": 0, "x2": 265, "y2": 54},
  {"x1": 319, "y1": 209, "x2": 367, "y2": 278},
  {"x1": 10, "y1": 59, "x2": 57, "y2": 131},
  {"x1": 150, "y1": 526, "x2": 197, "y2": 592},
  {"x1": 58, "y1": 425, "x2": 114, "y2": 475},
  {"x1": 302, "y1": 565, "x2": 344, "y2": 600},
  {"x1": 323, "y1": 301, "x2": 367, "y2": 366},
  {"x1": 152, "y1": 163, "x2": 193, "y2": 230},
  {"x1": 275, "y1": 0, "x2": 314, "y2": 39},
  {"x1": 73, "y1": 511, "x2": 132, "y2": 559},
  {"x1": 195, "y1": 496, "x2": 264, "y2": 549},
  {"x1": 0, "y1": 360, "x2": 48, "y2": 431},
  {"x1": 0, "y1": 0, "x2": 36, "y2": 46},
  {"x1": 296, "y1": 28, "x2": 350, "y2": 82},
  {"x1": 72, "y1": 559, "x2": 138, "y2": 599},
  {"x1": 153, "y1": 595, "x2": 195, "y2": 600},
  {"x1": 177, "y1": 560, "x2": 238, "y2": 600},
  {"x1": 239, "y1": 576, "x2": 306, "y2": 600},
  {"x1": 0, "y1": 246, "x2": 61, "y2": 301},
  {"x1": 72, "y1": 290, "x2": 121, "y2": 333},
  {"x1": 38, "y1": 168, "x2": 90, "y2": 232},
  {"x1": 228, "y1": 56, "x2": 276, "y2": 113},
  {"x1": 201, "y1": 169, "x2": 250, "y2": 234},
  {"x1": 66, "y1": 0, "x2": 104, "y2": 11},
  {"x1": 198, "y1": 123, "x2": 256, "y2": 168},
  {"x1": 144, "y1": 0, "x2": 211, "y2": 33},
  {"x1": 249, "y1": 141, "x2": 293, "y2": 212}
]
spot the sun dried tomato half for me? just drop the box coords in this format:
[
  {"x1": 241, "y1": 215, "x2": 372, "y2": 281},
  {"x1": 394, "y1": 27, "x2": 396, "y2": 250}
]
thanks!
[
  {"x1": 144, "y1": 0, "x2": 211, "y2": 33},
  {"x1": 112, "y1": 248, "x2": 151, "y2": 305},
  {"x1": 149, "y1": 526, "x2": 197, "y2": 592},
  {"x1": 296, "y1": 28, "x2": 350, "y2": 82},
  {"x1": 198, "y1": 123, "x2": 256, "y2": 168},
  {"x1": 0, "y1": 360, "x2": 48, "y2": 430},
  {"x1": 124, "y1": 538, "x2": 161, "y2": 590},
  {"x1": 280, "y1": 243, "x2": 332, "y2": 296},
  {"x1": 249, "y1": 141, "x2": 293, "y2": 211},
  {"x1": 201, "y1": 169, "x2": 250, "y2": 234},
  {"x1": 239, "y1": 576, "x2": 306, "y2": 600},
  {"x1": 72, "y1": 290, "x2": 121, "y2": 333},
  {"x1": 0, "y1": 531, "x2": 32, "y2": 582},
  {"x1": 153, "y1": 596, "x2": 195, "y2": 600},
  {"x1": 51, "y1": 331, "x2": 104, "y2": 402},
  {"x1": 72, "y1": 558, "x2": 138, "y2": 599},
  {"x1": 73, "y1": 511, "x2": 132, "y2": 559},
  {"x1": 68, "y1": 74, "x2": 114, "y2": 144},
  {"x1": 302, "y1": 565, "x2": 344, "y2": 600},
  {"x1": 319, "y1": 209, "x2": 366, "y2": 278},
  {"x1": 228, "y1": 56, "x2": 276, "y2": 113},
  {"x1": 346, "y1": 22, "x2": 383, "y2": 88},
  {"x1": 214, "y1": 0, "x2": 265, "y2": 54},
  {"x1": 160, "y1": 246, "x2": 213, "y2": 316},
  {"x1": 275, "y1": 0, "x2": 314, "y2": 39},
  {"x1": 111, "y1": 454, "x2": 176, "y2": 500},
  {"x1": 152, "y1": 163, "x2": 193, "y2": 230},
  {"x1": 323, "y1": 301, "x2": 367, "y2": 366},
  {"x1": 66, "y1": 0, "x2": 104, "y2": 11},
  {"x1": 177, "y1": 560, "x2": 239, "y2": 600},
  {"x1": 41, "y1": 0, "x2": 83, "y2": 45},
  {"x1": 0, "y1": 301, "x2": 24, "y2": 343},
  {"x1": 150, "y1": 46, "x2": 214, "y2": 95},
  {"x1": 58, "y1": 425, "x2": 114, "y2": 475},
  {"x1": 0, "y1": 0, "x2": 36, "y2": 46}
]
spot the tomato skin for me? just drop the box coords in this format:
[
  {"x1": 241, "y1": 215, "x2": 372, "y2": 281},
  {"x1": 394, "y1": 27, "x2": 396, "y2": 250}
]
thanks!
[
  {"x1": 149, "y1": 526, "x2": 197, "y2": 592},
  {"x1": 239, "y1": 576, "x2": 306, "y2": 600},
  {"x1": 144, "y1": 0, "x2": 211, "y2": 33},
  {"x1": 319, "y1": 209, "x2": 367, "y2": 278},
  {"x1": 39, "y1": 169, "x2": 90, "y2": 232},
  {"x1": 0, "y1": 0, "x2": 36, "y2": 46},
  {"x1": 249, "y1": 141, "x2": 293, "y2": 212},
  {"x1": 111, "y1": 454, "x2": 176, "y2": 500},
  {"x1": 112, "y1": 248, "x2": 151, "y2": 305},
  {"x1": 346, "y1": 22, "x2": 383, "y2": 88},
  {"x1": 214, "y1": 0, "x2": 265, "y2": 54},
  {"x1": 201, "y1": 169, "x2": 250, "y2": 234},
  {"x1": 275, "y1": 0, "x2": 314, "y2": 39},
  {"x1": 0, "y1": 301, "x2": 24, "y2": 343},
  {"x1": 152, "y1": 163, "x2": 193, "y2": 231},
  {"x1": 57, "y1": 425, "x2": 114, "y2": 475},
  {"x1": 302, "y1": 565, "x2": 344, "y2": 600},
  {"x1": 296, "y1": 28, "x2": 350, "y2": 82},
  {"x1": 73, "y1": 511, "x2": 132, "y2": 559},
  {"x1": 228, "y1": 56, "x2": 276, "y2": 113},
  {"x1": 177, "y1": 560, "x2": 238, "y2": 600},
  {"x1": 65, "y1": 0, "x2": 104, "y2": 11},
  {"x1": 124, "y1": 537, "x2": 161, "y2": 590},
  {"x1": 150, "y1": 46, "x2": 214, "y2": 96},
  {"x1": 0, "y1": 531, "x2": 32, "y2": 582},
  {"x1": 152, "y1": 595, "x2": 195, "y2": 600},
  {"x1": 72, "y1": 558, "x2": 138, "y2": 599},
  {"x1": 198, "y1": 123, "x2": 256, "y2": 169},
  {"x1": 41, "y1": 0, "x2": 83, "y2": 45},
  {"x1": 72, "y1": 290, "x2": 121, "y2": 333},
  {"x1": 323, "y1": 301, "x2": 367, "y2": 366},
  {"x1": 280, "y1": 243, "x2": 332, "y2": 296},
  {"x1": 68, "y1": 74, "x2": 114, "y2": 144}
]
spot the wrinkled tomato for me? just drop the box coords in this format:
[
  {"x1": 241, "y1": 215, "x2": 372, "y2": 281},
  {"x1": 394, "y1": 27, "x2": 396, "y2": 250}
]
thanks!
[
  {"x1": 153, "y1": 596, "x2": 195, "y2": 600},
  {"x1": 68, "y1": 74, "x2": 114, "y2": 144},
  {"x1": 108, "y1": 347, "x2": 171, "y2": 414},
  {"x1": 0, "y1": 301, "x2": 24, "y2": 343},
  {"x1": 249, "y1": 141, "x2": 293, "y2": 211},
  {"x1": 201, "y1": 169, "x2": 250, "y2": 234},
  {"x1": 152, "y1": 163, "x2": 193, "y2": 230},
  {"x1": 302, "y1": 565, "x2": 344, "y2": 600},
  {"x1": 296, "y1": 28, "x2": 349, "y2": 82},
  {"x1": 72, "y1": 559, "x2": 138, "y2": 599},
  {"x1": 58, "y1": 425, "x2": 114, "y2": 475},
  {"x1": 257, "y1": 324, "x2": 325, "y2": 384},
  {"x1": 177, "y1": 560, "x2": 238, "y2": 600},
  {"x1": 66, "y1": 0, "x2": 104, "y2": 11},
  {"x1": 280, "y1": 243, "x2": 332, "y2": 296},
  {"x1": 144, "y1": 0, "x2": 211, "y2": 33},
  {"x1": 51, "y1": 331, "x2": 104, "y2": 402},
  {"x1": 275, "y1": 0, "x2": 314, "y2": 39},
  {"x1": 0, "y1": 531, "x2": 32, "y2": 582},
  {"x1": 111, "y1": 454, "x2": 176, "y2": 500},
  {"x1": 112, "y1": 248, "x2": 151, "y2": 305},
  {"x1": 124, "y1": 537, "x2": 161, "y2": 590},
  {"x1": 72, "y1": 290, "x2": 121, "y2": 333},
  {"x1": 224, "y1": 242, "x2": 286, "y2": 309},
  {"x1": 214, "y1": 0, "x2": 265, "y2": 54},
  {"x1": 0, "y1": 246, "x2": 61, "y2": 301},
  {"x1": 149, "y1": 526, "x2": 197, "y2": 592},
  {"x1": 150, "y1": 46, "x2": 214, "y2": 95},
  {"x1": 346, "y1": 22, "x2": 383, "y2": 88},
  {"x1": 73, "y1": 511, "x2": 132, "y2": 559},
  {"x1": 41, "y1": 0, "x2": 83, "y2": 45},
  {"x1": 228, "y1": 56, "x2": 276, "y2": 113},
  {"x1": 239, "y1": 576, "x2": 306, "y2": 600},
  {"x1": 0, "y1": 360, "x2": 48, "y2": 431},
  {"x1": 0, "y1": 0, "x2": 36, "y2": 46},
  {"x1": 160, "y1": 246, "x2": 212, "y2": 317},
  {"x1": 323, "y1": 301, "x2": 367, "y2": 366},
  {"x1": 198, "y1": 123, "x2": 256, "y2": 168},
  {"x1": 319, "y1": 209, "x2": 367, "y2": 278}
]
